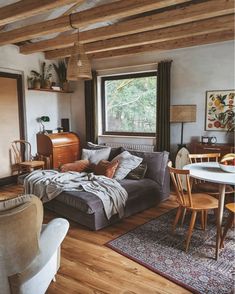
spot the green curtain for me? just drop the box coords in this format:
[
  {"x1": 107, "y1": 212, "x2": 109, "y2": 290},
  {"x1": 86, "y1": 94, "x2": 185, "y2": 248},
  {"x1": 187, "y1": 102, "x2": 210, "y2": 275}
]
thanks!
[
  {"x1": 85, "y1": 71, "x2": 98, "y2": 143},
  {"x1": 156, "y1": 60, "x2": 172, "y2": 152}
]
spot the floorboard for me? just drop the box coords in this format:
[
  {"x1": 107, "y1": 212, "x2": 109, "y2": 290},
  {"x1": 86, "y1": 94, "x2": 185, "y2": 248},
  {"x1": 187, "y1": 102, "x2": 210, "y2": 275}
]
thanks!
[{"x1": 0, "y1": 184, "x2": 190, "y2": 294}]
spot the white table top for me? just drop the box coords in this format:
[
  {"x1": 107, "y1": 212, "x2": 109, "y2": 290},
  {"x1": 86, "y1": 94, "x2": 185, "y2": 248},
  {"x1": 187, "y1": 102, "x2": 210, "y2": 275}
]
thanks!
[{"x1": 184, "y1": 162, "x2": 235, "y2": 185}]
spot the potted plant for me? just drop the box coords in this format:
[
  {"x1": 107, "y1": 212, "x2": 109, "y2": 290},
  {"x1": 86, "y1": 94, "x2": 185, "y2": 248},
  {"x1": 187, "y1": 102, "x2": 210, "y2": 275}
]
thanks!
[
  {"x1": 30, "y1": 70, "x2": 41, "y2": 89},
  {"x1": 53, "y1": 60, "x2": 69, "y2": 91},
  {"x1": 41, "y1": 62, "x2": 53, "y2": 89},
  {"x1": 29, "y1": 62, "x2": 53, "y2": 89}
]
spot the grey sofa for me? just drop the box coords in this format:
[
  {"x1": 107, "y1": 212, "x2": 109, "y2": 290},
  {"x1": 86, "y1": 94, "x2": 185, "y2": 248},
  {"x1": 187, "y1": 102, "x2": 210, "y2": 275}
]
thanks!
[{"x1": 45, "y1": 150, "x2": 170, "y2": 230}]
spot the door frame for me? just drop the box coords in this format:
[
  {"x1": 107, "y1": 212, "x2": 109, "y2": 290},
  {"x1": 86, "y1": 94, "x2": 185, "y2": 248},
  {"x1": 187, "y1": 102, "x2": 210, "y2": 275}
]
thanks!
[{"x1": 0, "y1": 72, "x2": 25, "y2": 185}]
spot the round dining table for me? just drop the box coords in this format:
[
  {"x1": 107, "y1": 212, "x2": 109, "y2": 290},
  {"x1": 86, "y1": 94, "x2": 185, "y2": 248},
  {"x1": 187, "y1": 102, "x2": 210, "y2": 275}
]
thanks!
[{"x1": 184, "y1": 162, "x2": 235, "y2": 260}]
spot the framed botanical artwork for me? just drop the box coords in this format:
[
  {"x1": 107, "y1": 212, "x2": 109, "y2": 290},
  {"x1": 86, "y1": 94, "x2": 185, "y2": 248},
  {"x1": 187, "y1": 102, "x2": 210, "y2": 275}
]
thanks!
[{"x1": 205, "y1": 90, "x2": 235, "y2": 131}]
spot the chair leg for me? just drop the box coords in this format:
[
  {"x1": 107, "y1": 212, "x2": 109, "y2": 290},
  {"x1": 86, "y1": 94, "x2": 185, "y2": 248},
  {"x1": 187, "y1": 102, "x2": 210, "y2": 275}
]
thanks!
[
  {"x1": 173, "y1": 206, "x2": 182, "y2": 232},
  {"x1": 181, "y1": 208, "x2": 187, "y2": 227},
  {"x1": 200, "y1": 211, "x2": 205, "y2": 230},
  {"x1": 220, "y1": 212, "x2": 235, "y2": 248},
  {"x1": 204, "y1": 210, "x2": 208, "y2": 230},
  {"x1": 186, "y1": 211, "x2": 197, "y2": 252}
]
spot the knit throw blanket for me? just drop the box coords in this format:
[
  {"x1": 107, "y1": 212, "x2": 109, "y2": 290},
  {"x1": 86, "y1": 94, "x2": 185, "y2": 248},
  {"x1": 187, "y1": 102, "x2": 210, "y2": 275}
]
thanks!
[{"x1": 24, "y1": 170, "x2": 128, "y2": 219}]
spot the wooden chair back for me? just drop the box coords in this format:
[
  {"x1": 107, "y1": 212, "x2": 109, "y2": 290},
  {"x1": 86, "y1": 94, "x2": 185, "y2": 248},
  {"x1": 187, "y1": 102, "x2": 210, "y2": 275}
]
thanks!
[
  {"x1": 188, "y1": 153, "x2": 220, "y2": 185},
  {"x1": 11, "y1": 140, "x2": 33, "y2": 164},
  {"x1": 188, "y1": 153, "x2": 220, "y2": 164},
  {"x1": 168, "y1": 163, "x2": 193, "y2": 208}
]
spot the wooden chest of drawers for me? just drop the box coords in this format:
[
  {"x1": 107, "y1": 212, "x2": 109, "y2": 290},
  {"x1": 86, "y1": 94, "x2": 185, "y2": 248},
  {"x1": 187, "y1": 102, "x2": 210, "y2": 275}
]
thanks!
[
  {"x1": 188, "y1": 142, "x2": 234, "y2": 159},
  {"x1": 37, "y1": 132, "x2": 80, "y2": 169}
]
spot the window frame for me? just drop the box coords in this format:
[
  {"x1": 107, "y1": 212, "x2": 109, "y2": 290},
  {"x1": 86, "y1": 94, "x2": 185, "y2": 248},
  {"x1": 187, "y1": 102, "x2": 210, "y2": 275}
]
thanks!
[{"x1": 101, "y1": 71, "x2": 157, "y2": 137}]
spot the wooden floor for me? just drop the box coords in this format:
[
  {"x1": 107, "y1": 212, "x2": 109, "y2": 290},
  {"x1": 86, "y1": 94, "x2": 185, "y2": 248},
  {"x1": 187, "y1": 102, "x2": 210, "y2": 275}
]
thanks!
[{"x1": 0, "y1": 184, "x2": 191, "y2": 294}]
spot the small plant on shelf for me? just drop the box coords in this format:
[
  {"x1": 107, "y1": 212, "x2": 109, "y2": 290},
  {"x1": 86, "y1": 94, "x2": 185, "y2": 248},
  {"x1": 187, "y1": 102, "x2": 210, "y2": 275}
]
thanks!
[
  {"x1": 53, "y1": 60, "x2": 69, "y2": 91},
  {"x1": 41, "y1": 62, "x2": 53, "y2": 89},
  {"x1": 29, "y1": 70, "x2": 41, "y2": 89},
  {"x1": 28, "y1": 62, "x2": 53, "y2": 89}
]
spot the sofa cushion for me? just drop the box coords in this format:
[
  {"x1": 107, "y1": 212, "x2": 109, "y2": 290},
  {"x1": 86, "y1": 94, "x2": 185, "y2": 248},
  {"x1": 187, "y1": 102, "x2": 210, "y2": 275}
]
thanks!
[
  {"x1": 128, "y1": 150, "x2": 169, "y2": 184},
  {"x1": 112, "y1": 151, "x2": 143, "y2": 180},
  {"x1": 56, "y1": 190, "x2": 102, "y2": 214},
  {"x1": 87, "y1": 142, "x2": 107, "y2": 149},
  {"x1": 108, "y1": 147, "x2": 125, "y2": 161},
  {"x1": 81, "y1": 147, "x2": 111, "y2": 164},
  {"x1": 55, "y1": 178, "x2": 158, "y2": 214},
  {"x1": 126, "y1": 163, "x2": 147, "y2": 180},
  {"x1": 60, "y1": 160, "x2": 90, "y2": 172},
  {"x1": 93, "y1": 160, "x2": 119, "y2": 178}
]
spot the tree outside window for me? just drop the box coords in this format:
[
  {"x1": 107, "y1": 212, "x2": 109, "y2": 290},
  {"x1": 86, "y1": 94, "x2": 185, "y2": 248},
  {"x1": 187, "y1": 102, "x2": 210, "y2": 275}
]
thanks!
[{"x1": 101, "y1": 72, "x2": 157, "y2": 136}]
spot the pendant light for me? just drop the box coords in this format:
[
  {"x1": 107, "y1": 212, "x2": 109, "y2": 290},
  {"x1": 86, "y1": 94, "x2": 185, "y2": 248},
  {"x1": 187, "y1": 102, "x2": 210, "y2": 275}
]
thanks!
[{"x1": 67, "y1": 30, "x2": 92, "y2": 81}]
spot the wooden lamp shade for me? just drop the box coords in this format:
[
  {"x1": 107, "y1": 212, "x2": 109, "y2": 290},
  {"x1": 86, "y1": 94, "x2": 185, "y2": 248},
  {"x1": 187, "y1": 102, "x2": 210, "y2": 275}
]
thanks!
[{"x1": 67, "y1": 33, "x2": 92, "y2": 81}]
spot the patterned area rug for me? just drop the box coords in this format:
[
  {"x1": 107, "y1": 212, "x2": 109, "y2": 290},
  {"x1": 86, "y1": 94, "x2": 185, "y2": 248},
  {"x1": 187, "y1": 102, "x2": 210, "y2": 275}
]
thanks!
[{"x1": 106, "y1": 209, "x2": 234, "y2": 294}]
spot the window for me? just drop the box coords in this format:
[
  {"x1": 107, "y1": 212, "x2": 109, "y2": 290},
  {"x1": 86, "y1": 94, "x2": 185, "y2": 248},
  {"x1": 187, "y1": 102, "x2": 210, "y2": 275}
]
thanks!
[{"x1": 101, "y1": 72, "x2": 157, "y2": 136}]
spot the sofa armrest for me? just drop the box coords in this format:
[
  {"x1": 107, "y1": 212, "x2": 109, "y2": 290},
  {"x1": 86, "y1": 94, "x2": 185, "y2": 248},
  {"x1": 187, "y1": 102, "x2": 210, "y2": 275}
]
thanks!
[{"x1": 9, "y1": 218, "x2": 69, "y2": 288}]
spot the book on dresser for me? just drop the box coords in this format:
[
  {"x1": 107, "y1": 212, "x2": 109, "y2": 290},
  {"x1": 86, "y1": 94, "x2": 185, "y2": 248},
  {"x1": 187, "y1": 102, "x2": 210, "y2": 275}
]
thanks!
[{"x1": 36, "y1": 132, "x2": 80, "y2": 169}]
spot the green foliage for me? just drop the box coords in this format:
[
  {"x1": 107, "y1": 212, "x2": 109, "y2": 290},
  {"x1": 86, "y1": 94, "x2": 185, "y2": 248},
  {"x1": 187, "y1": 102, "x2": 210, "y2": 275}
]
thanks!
[
  {"x1": 30, "y1": 62, "x2": 52, "y2": 83},
  {"x1": 105, "y1": 76, "x2": 156, "y2": 133},
  {"x1": 53, "y1": 60, "x2": 67, "y2": 87}
]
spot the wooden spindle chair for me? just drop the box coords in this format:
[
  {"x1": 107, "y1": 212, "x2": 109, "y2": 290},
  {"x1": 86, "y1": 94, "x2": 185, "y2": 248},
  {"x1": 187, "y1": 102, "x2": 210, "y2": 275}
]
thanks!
[
  {"x1": 10, "y1": 140, "x2": 45, "y2": 175},
  {"x1": 168, "y1": 163, "x2": 219, "y2": 252},
  {"x1": 188, "y1": 153, "x2": 234, "y2": 197}
]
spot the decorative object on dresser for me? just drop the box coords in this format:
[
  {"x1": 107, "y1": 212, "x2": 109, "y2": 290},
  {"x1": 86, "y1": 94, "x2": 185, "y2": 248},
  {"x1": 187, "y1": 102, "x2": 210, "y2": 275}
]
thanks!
[
  {"x1": 36, "y1": 132, "x2": 80, "y2": 169},
  {"x1": 37, "y1": 116, "x2": 50, "y2": 134},
  {"x1": 170, "y1": 104, "x2": 197, "y2": 150},
  {"x1": 205, "y1": 90, "x2": 235, "y2": 132},
  {"x1": 188, "y1": 142, "x2": 235, "y2": 159}
]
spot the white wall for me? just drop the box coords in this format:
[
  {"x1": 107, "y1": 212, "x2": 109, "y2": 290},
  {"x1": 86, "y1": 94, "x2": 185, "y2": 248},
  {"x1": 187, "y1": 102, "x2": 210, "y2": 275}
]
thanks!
[
  {"x1": 0, "y1": 41, "x2": 234, "y2": 156},
  {"x1": 92, "y1": 41, "x2": 235, "y2": 151},
  {"x1": 0, "y1": 45, "x2": 82, "y2": 154}
]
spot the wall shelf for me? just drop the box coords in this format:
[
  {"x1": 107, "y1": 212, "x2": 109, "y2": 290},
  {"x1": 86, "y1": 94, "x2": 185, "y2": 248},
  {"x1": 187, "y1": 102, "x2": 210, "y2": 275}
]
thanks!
[{"x1": 28, "y1": 88, "x2": 73, "y2": 94}]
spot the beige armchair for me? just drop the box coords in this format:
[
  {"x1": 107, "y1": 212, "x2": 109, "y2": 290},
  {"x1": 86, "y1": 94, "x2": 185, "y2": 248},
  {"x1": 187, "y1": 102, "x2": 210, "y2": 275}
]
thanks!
[{"x1": 0, "y1": 194, "x2": 69, "y2": 294}]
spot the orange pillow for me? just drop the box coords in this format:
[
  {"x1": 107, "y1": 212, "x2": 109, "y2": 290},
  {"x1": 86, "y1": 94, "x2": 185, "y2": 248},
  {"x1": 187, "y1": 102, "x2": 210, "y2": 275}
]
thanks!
[
  {"x1": 94, "y1": 160, "x2": 119, "y2": 178},
  {"x1": 60, "y1": 160, "x2": 90, "y2": 172}
]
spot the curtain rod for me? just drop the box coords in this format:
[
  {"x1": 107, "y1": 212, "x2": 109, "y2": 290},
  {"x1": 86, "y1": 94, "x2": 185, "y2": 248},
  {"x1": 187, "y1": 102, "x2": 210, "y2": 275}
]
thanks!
[{"x1": 96, "y1": 62, "x2": 158, "y2": 73}]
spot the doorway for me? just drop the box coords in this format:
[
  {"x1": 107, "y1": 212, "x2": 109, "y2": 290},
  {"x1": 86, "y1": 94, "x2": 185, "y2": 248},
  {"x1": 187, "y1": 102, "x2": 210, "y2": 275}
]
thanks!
[{"x1": 0, "y1": 72, "x2": 25, "y2": 183}]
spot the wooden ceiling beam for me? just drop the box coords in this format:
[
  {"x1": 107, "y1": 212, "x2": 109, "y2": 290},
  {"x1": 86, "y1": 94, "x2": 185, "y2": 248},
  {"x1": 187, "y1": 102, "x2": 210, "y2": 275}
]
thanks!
[
  {"x1": 88, "y1": 30, "x2": 235, "y2": 60},
  {"x1": 0, "y1": 0, "x2": 81, "y2": 27},
  {"x1": 44, "y1": 15, "x2": 234, "y2": 59},
  {"x1": 20, "y1": 0, "x2": 234, "y2": 54},
  {"x1": 79, "y1": 0, "x2": 234, "y2": 43},
  {"x1": 0, "y1": 0, "x2": 190, "y2": 46}
]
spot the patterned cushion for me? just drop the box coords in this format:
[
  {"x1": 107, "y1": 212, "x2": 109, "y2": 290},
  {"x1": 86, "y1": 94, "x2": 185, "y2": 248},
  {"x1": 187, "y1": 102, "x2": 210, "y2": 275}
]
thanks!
[
  {"x1": 93, "y1": 160, "x2": 119, "y2": 178},
  {"x1": 126, "y1": 163, "x2": 147, "y2": 180},
  {"x1": 60, "y1": 160, "x2": 90, "y2": 172},
  {"x1": 112, "y1": 151, "x2": 143, "y2": 180}
]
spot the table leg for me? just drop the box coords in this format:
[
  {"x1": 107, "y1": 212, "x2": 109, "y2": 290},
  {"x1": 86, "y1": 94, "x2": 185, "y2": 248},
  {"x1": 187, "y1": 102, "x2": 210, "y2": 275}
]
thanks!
[{"x1": 215, "y1": 184, "x2": 226, "y2": 260}]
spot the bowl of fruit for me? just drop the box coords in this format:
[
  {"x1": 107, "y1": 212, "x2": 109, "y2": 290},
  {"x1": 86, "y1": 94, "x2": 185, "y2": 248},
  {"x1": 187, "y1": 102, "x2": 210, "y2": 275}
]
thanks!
[{"x1": 219, "y1": 153, "x2": 235, "y2": 173}]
